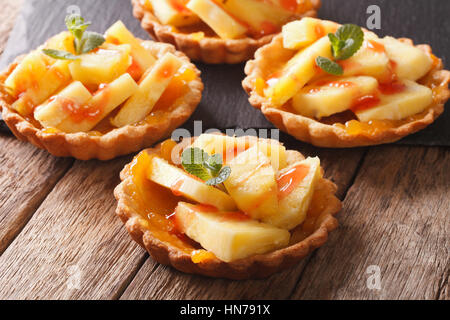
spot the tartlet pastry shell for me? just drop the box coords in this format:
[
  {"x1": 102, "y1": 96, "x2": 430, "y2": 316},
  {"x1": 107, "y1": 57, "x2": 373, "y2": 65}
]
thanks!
[
  {"x1": 243, "y1": 35, "x2": 450, "y2": 147},
  {"x1": 0, "y1": 41, "x2": 203, "y2": 160},
  {"x1": 114, "y1": 138, "x2": 342, "y2": 280},
  {"x1": 131, "y1": 0, "x2": 322, "y2": 64}
]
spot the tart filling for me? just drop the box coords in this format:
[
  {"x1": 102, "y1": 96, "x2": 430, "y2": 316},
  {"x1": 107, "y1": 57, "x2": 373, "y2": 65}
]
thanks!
[
  {"x1": 115, "y1": 134, "x2": 341, "y2": 278},
  {"x1": 132, "y1": 0, "x2": 321, "y2": 64},
  {"x1": 0, "y1": 15, "x2": 203, "y2": 159},
  {"x1": 142, "y1": 0, "x2": 318, "y2": 40},
  {"x1": 243, "y1": 18, "x2": 450, "y2": 147}
]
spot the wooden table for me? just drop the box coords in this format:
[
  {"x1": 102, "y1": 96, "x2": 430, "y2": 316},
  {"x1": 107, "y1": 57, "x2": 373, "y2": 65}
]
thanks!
[{"x1": 0, "y1": 1, "x2": 448, "y2": 300}]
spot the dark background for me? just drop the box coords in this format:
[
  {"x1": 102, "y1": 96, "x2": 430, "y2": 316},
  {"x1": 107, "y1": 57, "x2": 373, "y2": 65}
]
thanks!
[{"x1": 1, "y1": 0, "x2": 449, "y2": 145}]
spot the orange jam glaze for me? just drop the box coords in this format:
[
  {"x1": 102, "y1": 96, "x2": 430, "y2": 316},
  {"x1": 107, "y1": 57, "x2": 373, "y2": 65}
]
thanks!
[
  {"x1": 128, "y1": 141, "x2": 328, "y2": 262},
  {"x1": 277, "y1": 164, "x2": 310, "y2": 200}
]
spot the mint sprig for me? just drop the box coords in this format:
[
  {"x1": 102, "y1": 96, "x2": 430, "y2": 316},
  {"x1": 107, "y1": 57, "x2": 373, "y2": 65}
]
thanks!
[
  {"x1": 42, "y1": 14, "x2": 105, "y2": 60},
  {"x1": 182, "y1": 148, "x2": 231, "y2": 186},
  {"x1": 315, "y1": 56, "x2": 343, "y2": 76},
  {"x1": 316, "y1": 24, "x2": 364, "y2": 75}
]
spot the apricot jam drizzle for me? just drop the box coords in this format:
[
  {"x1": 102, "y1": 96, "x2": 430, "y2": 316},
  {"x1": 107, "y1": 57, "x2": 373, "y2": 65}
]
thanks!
[
  {"x1": 152, "y1": 67, "x2": 196, "y2": 112},
  {"x1": 277, "y1": 164, "x2": 310, "y2": 200},
  {"x1": 308, "y1": 80, "x2": 355, "y2": 94},
  {"x1": 365, "y1": 39, "x2": 385, "y2": 53},
  {"x1": 350, "y1": 95, "x2": 380, "y2": 113},
  {"x1": 127, "y1": 57, "x2": 143, "y2": 81},
  {"x1": 280, "y1": 0, "x2": 299, "y2": 12}
]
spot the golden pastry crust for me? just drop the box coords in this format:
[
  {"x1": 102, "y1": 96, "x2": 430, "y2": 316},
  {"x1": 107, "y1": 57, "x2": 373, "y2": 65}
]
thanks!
[
  {"x1": 242, "y1": 34, "x2": 450, "y2": 148},
  {"x1": 0, "y1": 41, "x2": 203, "y2": 160},
  {"x1": 131, "y1": 0, "x2": 322, "y2": 64},
  {"x1": 114, "y1": 138, "x2": 342, "y2": 280}
]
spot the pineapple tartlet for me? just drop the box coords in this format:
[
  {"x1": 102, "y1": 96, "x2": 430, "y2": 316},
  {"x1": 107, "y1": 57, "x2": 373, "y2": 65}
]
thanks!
[
  {"x1": 132, "y1": 0, "x2": 321, "y2": 64},
  {"x1": 114, "y1": 134, "x2": 341, "y2": 279},
  {"x1": 243, "y1": 18, "x2": 450, "y2": 147},
  {"x1": 0, "y1": 17, "x2": 203, "y2": 160}
]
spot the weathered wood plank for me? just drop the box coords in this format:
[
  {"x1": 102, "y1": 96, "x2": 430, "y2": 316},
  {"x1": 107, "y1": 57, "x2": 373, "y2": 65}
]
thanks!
[
  {"x1": 120, "y1": 147, "x2": 366, "y2": 300},
  {"x1": 0, "y1": 157, "x2": 148, "y2": 300},
  {"x1": 0, "y1": 135, "x2": 73, "y2": 254},
  {"x1": 289, "y1": 146, "x2": 449, "y2": 300}
]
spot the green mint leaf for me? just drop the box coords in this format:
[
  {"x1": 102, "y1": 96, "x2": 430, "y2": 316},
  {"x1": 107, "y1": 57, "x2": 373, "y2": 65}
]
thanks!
[
  {"x1": 315, "y1": 56, "x2": 343, "y2": 76},
  {"x1": 204, "y1": 154, "x2": 223, "y2": 176},
  {"x1": 42, "y1": 49, "x2": 79, "y2": 60},
  {"x1": 65, "y1": 14, "x2": 90, "y2": 36},
  {"x1": 333, "y1": 24, "x2": 364, "y2": 60},
  {"x1": 206, "y1": 166, "x2": 231, "y2": 186},
  {"x1": 182, "y1": 148, "x2": 212, "y2": 182},
  {"x1": 80, "y1": 31, "x2": 106, "y2": 54},
  {"x1": 328, "y1": 33, "x2": 344, "y2": 58}
]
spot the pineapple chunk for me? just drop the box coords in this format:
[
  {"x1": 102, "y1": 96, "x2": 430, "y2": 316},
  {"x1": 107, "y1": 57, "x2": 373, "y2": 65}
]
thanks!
[
  {"x1": 105, "y1": 21, "x2": 155, "y2": 73},
  {"x1": 340, "y1": 41, "x2": 391, "y2": 81},
  {"x1": 192, "y1": 134, "x2": 287, "y2": 171},
  {"x1": 148, "y1": 156, "x2": 237, "y2": 211},
  {"x1": 355, "y1": 80, "x2": 433, "y2": 122},
  {"x1": 217, "y1": 0, "x2": 292, "y2": 36},
  {"x1": 55, "y1": 73, "x2": 138, "y2": 133},
  {"x1": 292, "y1": 76, "x2": 378, "y2": 119},
  {"x1": 4, "y1": 51, "x2": 48, "y2": 98},
  {"x1": 12, "y1": 60, "x2": 72, "y2": 116},
  {"x1": 265, "y1": 36, "x2": 333, "y2": 107},
  {"x1": 381, "y1": 36, "x2": 433, "y2": 81},
  {"x1": 34, "y1": 81, "x2": 92, "y2": 128},
  {"x1": 186, "y1": 0, "x2": 248, "y2": 39},
  {"x1": 266, "y1": 157, "x2": 322, "y2": 230},
  {"x1": 44, "y1": 31, "x2": 76, "y2": 54},
  {"x1": 149, "y1": 0, "x2": 200, "y2": 27},
  {"x1": 283, "y1": 18, "x2": 339, "y2": 50},
  {"x1": 175, "y1": 202, "x2": 290, "y2": 262},
  {"x1": 224, "y1": 146, "x2": 279, "y2": 221},
  {"x1": 69, "y1": 44, "x2": 132, "y2": 85},
  {"x1": 111, "y1": 52, "x2": 183, "y2": 127}
]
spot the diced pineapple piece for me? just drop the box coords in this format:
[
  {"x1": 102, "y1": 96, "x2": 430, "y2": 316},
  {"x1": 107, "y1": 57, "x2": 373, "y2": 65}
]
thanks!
[
  {"x1": 224, "y1": 146, "x2": 279, "y2": 220},
  {"x1": 4, "y1": 51, "x2": 48, "y2": 98},
  {"x1": 340, "y1": 41, "x2": 391, "y2": 81},
  {"x1": 217, "y1": 0, "x2": 292, "y2": 36},
  {"x1": 265, "y1": 36, "x2": 333, "y2": 107},
  {"x1": 192, "y1": 134, "x2": 287, "y2": 171},
  {"x1": 149, "y1": 0, "x2": 200, "y2": 27},
  {"x1": 55, "y1": 73, "x2": 138, "y2": 133},
  {"x1": 266, "y1": 157, "x2": 322, "y2": 230},
  {"x1": 186, "y1": 0, "x2": 248, "y2": 39},
  {"x1": 381, "y1": 36, "x2": 433, "y2": 81},
  {"x1": 148, "y1": 156, "x2": 237, "y2": 211},
  {"x1": 175, "y1": 202, "x2": 290, "y2": 262},
  {"x1": 34, "y1": 81, "x2": 92, "y2": 128},
  {"x1": 44, "y1": 31, "x2": 76, "y2": 54},
  {"x1": 292, "y1": 76, "x2": 379, "y2": 119},
  {"x1": 105, "y1": 21, "x2": 156, "y2": 73},
  {"x1": 111, "y1": 52, "x2": 183, "y2": 127},
  {"x1": 283, "y1": 18, "x2": 339, "y2": 50},
  {"x1": 12, "y1": 60, "x2": 72, "y2": 116},
  {"x1": 69, "y1": 44, "x2": 132, "y2": 85},
  {"x1": 355, "y1": 80, "x2": 433, "y2": 122}
]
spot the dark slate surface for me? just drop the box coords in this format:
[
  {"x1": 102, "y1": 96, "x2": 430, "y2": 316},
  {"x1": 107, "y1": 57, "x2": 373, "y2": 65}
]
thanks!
[{"x1": 0, "y1": 0, "x2": 449, "y2": 146}]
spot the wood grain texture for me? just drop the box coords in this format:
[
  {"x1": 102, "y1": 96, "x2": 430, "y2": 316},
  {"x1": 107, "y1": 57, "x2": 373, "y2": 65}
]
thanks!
[
  {"x1": 0, "y1": 134, "x2": 73, "y2": 254},
  {"x1": 120, "y1": 148, "x2": 366, "y2": 300},
  {"x1": 289, "y1": 146, "x2": 449, "y2": 300},
  {"x1": 0, "y1": 157, "x2": 147, "y2": 300}
]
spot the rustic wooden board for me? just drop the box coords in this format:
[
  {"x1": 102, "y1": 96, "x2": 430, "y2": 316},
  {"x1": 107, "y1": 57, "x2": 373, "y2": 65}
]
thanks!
[
  {"x1": 120, "y1": 147, "x2": 366, "y2": 300},
  {"x1": 0, "y1": 134, "x2": 73, "y2": 254},
  {"x1": 0, "y1": 0, "x2": 449, "y2": 145},
  {"x1": 289, "y1": 146, "x2": 449, "y2": 300},
  {"x1": 0, "y1": 157, "x2": 148, "y2": 300}
]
